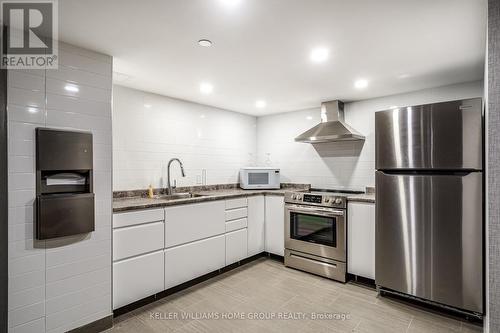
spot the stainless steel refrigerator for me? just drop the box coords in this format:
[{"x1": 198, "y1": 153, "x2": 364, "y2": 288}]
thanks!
[{"x1": 375, "y1": 98, "x2": 483, "y2": 315}]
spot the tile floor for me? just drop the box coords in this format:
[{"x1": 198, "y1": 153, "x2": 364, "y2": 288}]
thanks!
[{"x1": 107, "y1": 258, "x2": 483, "y2": 333}]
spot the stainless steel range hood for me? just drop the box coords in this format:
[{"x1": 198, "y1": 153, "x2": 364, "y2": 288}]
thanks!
[{"x1": 295, "y1": 100, "x2": 365, "y2": 143}]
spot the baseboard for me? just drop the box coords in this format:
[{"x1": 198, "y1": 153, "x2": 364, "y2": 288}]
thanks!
[{"x1": 67, "y1": 315, "x2": 113, "y2": 333}]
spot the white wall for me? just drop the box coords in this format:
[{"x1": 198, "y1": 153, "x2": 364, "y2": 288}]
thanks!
[
  {"x1": 257, "y1": 81, "x2": 484, "y2": 190},
  {"x1": 8, "y1": 43, "x2": 112, "y2": 332},
  {"x1": 113, "y1": 85, "x2": 257, "y2": 191}
]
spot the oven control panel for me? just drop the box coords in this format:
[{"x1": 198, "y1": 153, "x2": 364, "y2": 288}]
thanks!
[
  {"x1": 303, "y1": 194, "x2": 322, "y2": 204},
  {"x1": 284, "y1": 192, "x2": 346, "y2": 208}
]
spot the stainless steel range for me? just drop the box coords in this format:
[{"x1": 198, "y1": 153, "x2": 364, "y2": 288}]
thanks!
[{"x1": 284, "y1": 190, "x2": 354, "y2": 283}]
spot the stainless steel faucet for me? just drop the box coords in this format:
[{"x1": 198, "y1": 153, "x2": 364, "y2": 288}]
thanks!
[{"x1": 166, "y1": 158, "x2": 185, "y2": 195}]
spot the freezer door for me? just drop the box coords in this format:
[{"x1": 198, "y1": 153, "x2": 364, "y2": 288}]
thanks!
[
  {"x1": 375, "y1": 171, "x2": 483, "y2": 313},
  {"x1": 375, "y1": 98, "x2": 482, "y2": 170}
]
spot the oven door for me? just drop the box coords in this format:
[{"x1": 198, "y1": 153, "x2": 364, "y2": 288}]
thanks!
[{"x1": 285, "y1": 204, "x2": 346, "y2": 262}]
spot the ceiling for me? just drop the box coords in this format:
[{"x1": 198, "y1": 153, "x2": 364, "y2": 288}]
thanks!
[{"x1": 59, "y1": 0, "x2": 487, "y2": 116}]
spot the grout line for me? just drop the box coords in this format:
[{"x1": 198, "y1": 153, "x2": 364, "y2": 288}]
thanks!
[{"x1": 405, "y1": 316, "x2": 414, "y2": 333}]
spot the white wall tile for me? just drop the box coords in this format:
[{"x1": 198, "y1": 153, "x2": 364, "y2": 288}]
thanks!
[
  {"x1": 256, "y1": 81, "x2": 483, "y2": 190},
  {"x1": 7, "y1": 42, "x2": 113, "y2": 332},
  {"x1": 7, "y1": 88, "x2": 45, "y2": 109},
  {"x1": 9, "y1": 286, "x2": 45, "y2": 311},
  {"x1": 112, "y1": 85, "x2": 257, "y2": 190},
  {"x1": 8, "y1": 302, "x2": 45, "y2": 328},
  {"x1": 9, "y1": 317, "x2": 45, "y2": 333}
]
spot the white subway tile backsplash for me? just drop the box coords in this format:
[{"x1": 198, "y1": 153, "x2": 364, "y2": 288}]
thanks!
[{"x1": 113, "y1": 85, "x2": 257, "y2": 190}]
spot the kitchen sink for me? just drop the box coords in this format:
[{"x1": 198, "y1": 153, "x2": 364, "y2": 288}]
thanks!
[{"x1": 151, "y1": 192, "x2": 207, "y2": 200}]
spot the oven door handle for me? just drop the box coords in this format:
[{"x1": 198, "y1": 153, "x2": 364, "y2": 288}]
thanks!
[{"x1": 286, "y1": 205, "x2": 345, "y2": 217}]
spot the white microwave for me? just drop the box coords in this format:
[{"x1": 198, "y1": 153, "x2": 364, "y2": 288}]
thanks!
[{"x1": 240, "y1": 167, "x2": 280, "y2": 189}]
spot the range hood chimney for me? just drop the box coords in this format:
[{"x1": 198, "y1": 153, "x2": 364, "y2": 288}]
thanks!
[{"x1": 295, "y1": 100, "x2": 365, "y2": 143}]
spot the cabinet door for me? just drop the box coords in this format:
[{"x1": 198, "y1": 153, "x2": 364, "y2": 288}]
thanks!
[
  {"x1": 247, "y1": 195, "x2": 265, "y2": 256},
  {"x1": 226, "y1": 228, "x2": 248, "y2": 265},
  {"x1": 265, "y1": 196, "x2": 285, "y2": 256},
  {"x1": 165, "y1": 201, "x2": 225, "y2": 248},
  {"x1": 113, "y1": 221, "x2": 164, "y2": 261},
  {"x1": 347, "y1": 202, "x2": 375, "y2": 279},
  {"x1": 164, "y1": 235, "x2": 225, "y2": 289},
  {"x1": 113, "y1": 250, "x2": 164, "y2": 309}
]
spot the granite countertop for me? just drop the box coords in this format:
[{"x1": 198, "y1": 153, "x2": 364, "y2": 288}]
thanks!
[
  {"x1": 346, "y1": 193, "x2": 376, "y2": 203},
  {"x1": 113, "y1": 184, "x2": 310, "y2": 212}
]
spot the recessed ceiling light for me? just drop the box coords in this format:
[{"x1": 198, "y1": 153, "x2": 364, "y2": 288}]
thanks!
[
  {"x1": 144, "y1": 104, "x2": 152, "y2": 108},
  {"x1": 27, "y1": 107, "x2": 38, "y2": 114},
  {"x1": 389, "y1": 105, "x2": 399, "y2": 109},
  {"x1": 310, "y1": 48, "x2": 329, "y2": 63},
  {"x1": 354, "y1": 79, "x2": 368, "y2": 89},
  {"x1": 198, "y1": 39, "x2": 212, "y2": 47},
  {"x1": 255, "y1": 100, "x2": 266, "y2": 108},
  {"x1": 200, "y1": 82, "x2": 214, "y2": 95},
  {"x1": 64, "y1": 84, "x2": 79, "y2": 92},
  {"x1": 306, "y1": 116, "x2": 313, "y2": 120}
]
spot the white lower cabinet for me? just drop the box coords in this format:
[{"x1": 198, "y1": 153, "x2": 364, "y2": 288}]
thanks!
[
  {"x1": 247, "y1": 195, "x2": 265, "y2": 256},
  {"x1": 113, "y1": 250, "x2": 164, "y2": 309},
  {"x1": 113, "y1": 221, "x2": 164, "y2": 261},
  {"x1": 225, "y1": 228, "x2": 248, "y2": 265},
  {"x1": 164, "y1": 234, "x2": 225, "y2": 289},
  {"x1": 265, "y1": 196, "x2": 285, "y2": 256},
  {"x1": 347, "y1": 202, "x2": 376, "y2": 279},
  {"x1": 165, "y1": 201, "x2": 225, "y2": 248}
]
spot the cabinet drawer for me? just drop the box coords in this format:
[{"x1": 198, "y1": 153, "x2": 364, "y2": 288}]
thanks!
[
  {"x1": 165, "y1": 201, "x2": 225, "y2": 248},
  {"x1": 113, "y1": 221, "x2": 164, "y2": 261},
  {"x1": 225, "y1": 218, "x2": 247, "y2": 232},
  {"x1": 225, "y1": 207, "x2": 248, "y2": 221},
  {"x1": 225, "y1": 198, "x2": 247, "y2": 210},
  {"x1": 113, "y1": 251, "x2": 164, "y2": 309},
  {"x1": 113, "y1": 209, "x2": 164, "y2": 229},
  {"x1": 226, "y1": 228, "x2": 248, "y2": 265},
  {"x1": 165, "y1": 235, "x2": 225, "y2": 289}
]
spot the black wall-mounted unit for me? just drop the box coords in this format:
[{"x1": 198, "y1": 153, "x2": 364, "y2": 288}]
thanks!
[{"x1": 36, "y1": 128, "x2": 95, "y2": 240}]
